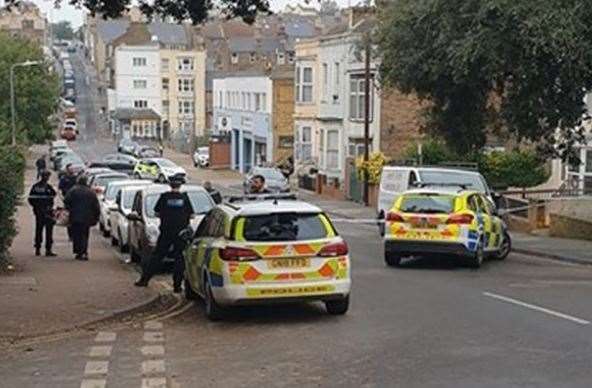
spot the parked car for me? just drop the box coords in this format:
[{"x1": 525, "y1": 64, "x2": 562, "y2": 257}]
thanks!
[
  {"x1": 60, "y1": 126, "x2": 77, "y2": 141},
  {"x1": 383, "y1": 187, "x2": 511, "y2": 268},
  {"x1": 181, "y1": 195, "x2": 351, "y2": 320},
  {"x1": 110, "y1": 184, "x2": 154, "y2": 253},
  {"x1": 135, "y1": 145, "x2": 160, "y2": 159},
  {"x1": 49, "y1": 140, "x2": 69, "y2": 161},
  {"x1": 118, "y1": 138, "x2": 138, "y2": 155},
  {"x1": 89, "y1": 172, "x2": 128, "y2": 201},
  {"x1": 127, "y1": 185, "x2": 214, "y2": 263},
  {"x1": 192, "y1": 146, "x2": 209, "y2": 167},
  {"x1": 376, "y1": 166, "x2": 497, "y2": 236},
  {"x1": 64, "y1": 107, "x2": 77, "y2": 119},
  {"x1": 80, "y1": 167, "x2": 113, "y2": 181},
  {"x1": 133, "y1": 158, "x2": 186, "y2": 183},
  {"x1": 99, "y1": 179, "x2": 151, "y2": 239},
  {"x1": 53, "y1": 148, "x2": 75, "y2": 170},
  {"x1": 64, "y1": 118, "x2": 77, "y2": 130},
  {"x1": 89, "y1": 153, "x2": 138, "y2": 175},
  {"x1": 57, "y1": 153, "x2": 85, "y2": 176},
  {"x1": 243, "y1": 167, "x2": 290, "y2": 193}
]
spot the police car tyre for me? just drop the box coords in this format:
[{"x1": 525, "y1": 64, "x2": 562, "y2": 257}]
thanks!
[
  {"x1": 204, "y1": 277, "x2": 224, "y2": 321},
  {"x1": 378, "y1": 211, "x2": 385, "y2": 237},
  {"x1": 158, "y1": 174, "x2": 167, "y2": 183},
  {"x1": 325, "y1": 296, "x2": 349, "y2": 315},
  {"x1": 494, "y1": 232, "x2": 511, "y2": 261},
  {"x1": 184, "y1": 278, "x2": 198, "y2": 300},
  {"x1": 469, "y1": 240, "x2": 484, "y2": 268},
  {"x1": 134, "y1": 173, "x2": 141, "y2": 179},
  {"x1": 385, "y1": 252, "x2": 402, "y2": 267}
]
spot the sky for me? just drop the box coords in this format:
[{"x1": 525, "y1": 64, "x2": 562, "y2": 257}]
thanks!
[{"x1": 31, "y1": 0, "x2": 354, "y2": 29}]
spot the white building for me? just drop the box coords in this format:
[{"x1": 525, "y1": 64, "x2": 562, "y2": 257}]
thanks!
[{"x1": 213, "y1": 75, "x2": 273, "y2": 173}]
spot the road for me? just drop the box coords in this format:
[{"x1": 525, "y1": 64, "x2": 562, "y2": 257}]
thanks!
[{"x1": 2, "y1": 52, "x2": 592, "y2": 388}]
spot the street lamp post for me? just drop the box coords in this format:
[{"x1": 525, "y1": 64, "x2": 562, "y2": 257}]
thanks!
[{"x1": 10, "y1": 60, "x2": 41, "y2": 146}]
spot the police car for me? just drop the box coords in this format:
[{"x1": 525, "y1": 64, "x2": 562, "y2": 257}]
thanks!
[
  {"x1": 133, "y1": 158, "x2": 186, "y2": 183},
  {"x1": 383, "y1": 186, "x2": 511, "y2": 268},
  {"x1": 181, "y1": 194, "x2": 351, "y2": 320}
]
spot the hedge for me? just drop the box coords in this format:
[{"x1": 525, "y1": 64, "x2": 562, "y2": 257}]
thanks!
[{"x1": 0, "y1": 146, "x2": 25, "y2": 269}]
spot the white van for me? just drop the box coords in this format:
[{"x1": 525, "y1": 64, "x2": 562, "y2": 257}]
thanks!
[{"x1": 377, "y1": 166, "x2": 495, "y2": 234}]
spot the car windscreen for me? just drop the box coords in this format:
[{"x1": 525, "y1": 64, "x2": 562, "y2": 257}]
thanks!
[
  {"x1": 145, "y1": 191, "x2": 213, "y2": 218},
  {"x1": 399, "y1": 195, "x2": 456, "y2": 214},
  {"x1": 255, "y1": 168, "x2": 284, "y2": 180},
  {"x1": 418, "y1": 171, "x2": 486, "y2": 192},
  {"x1": 122, "y1": 190, "x2": 138, "y2": 209},
  {"x1": 94, "y1": 175, "x2": 126, "y2": 188},
  {"x1": 240, "y1": 213, "x2": 329, "y2": 242},
  {"x1": 156, "y1": 159, "x2": 176, "y2": 168},
  {"x1": 105, "y1": 183, "x2": 126, "y2": 201}
]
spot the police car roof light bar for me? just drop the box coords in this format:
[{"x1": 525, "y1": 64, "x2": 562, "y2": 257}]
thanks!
[{"x1": 225, "y1": 193, "x2": 298, "y2": 204}]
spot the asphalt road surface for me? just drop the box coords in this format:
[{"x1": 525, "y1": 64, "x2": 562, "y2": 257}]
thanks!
[{"x1": 2, "y1": 51, "x2": 592, "y2": 388}]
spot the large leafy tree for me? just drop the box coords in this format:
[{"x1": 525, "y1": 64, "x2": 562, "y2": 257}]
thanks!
[
  {"x1": 52, "y1": 21, "x2": 75, "y2": 40},
  {"x1": 6, "y1": 0, "x2": 272, "y2": 24},
  {"x1": 377, "y1": 0, "x2": 592, "y2": 161},
  {"x1": 0, "y1": 33, "x2": 60, "y2": 144}
]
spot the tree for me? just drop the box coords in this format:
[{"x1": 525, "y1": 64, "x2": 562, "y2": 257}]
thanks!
[
  {"x1": 52, "y1": 21, "x2": 74, "y2": 40},
  {"x1": 320, "y1": 0, "x2": 340, "y2": 16},
  {"x1": 0, "y1": 33, "x2": 60, "y2": 145},
  {"x1": 6, "y1": 0, "x2": 272, "y2": 25},
  {"x1": 376, "y1": 0, "x2": 592, "y2": 161}
]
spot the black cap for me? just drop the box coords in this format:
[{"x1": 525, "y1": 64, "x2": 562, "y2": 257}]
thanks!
[
  {"x1": 41, "y1": 170, "x2": 51, "y2": 179},
  {"x1": 169, "y1": 175, "x2": 185, "y2": 188}
]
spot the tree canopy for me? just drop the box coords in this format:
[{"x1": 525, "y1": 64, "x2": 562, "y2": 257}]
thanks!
[
  {"x1": 52, "y1": 21, "x2": 74, "y2": 40},
  {"x1": 377, "y1": 0, "x2": 592, "y2": 162},
  {"x1": 0, "y1": 33, "x2": 60, "y2": 145},
  {"x1": 6, "y1": 0, "x2": 272, "y2": 25}
]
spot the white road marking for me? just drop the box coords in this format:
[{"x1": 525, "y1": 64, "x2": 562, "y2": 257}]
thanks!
[
  {"x1": 142, "y1": 360, "x2": 166, "y2": 375},
  {"x1": 141, "y1": 377, "x2": 167, "y2": 388},
  {"x1": 144, "y1": 321, "x2": 163, "y2": 330},
  {"x1": 84, "y1": 361, "x2": 109, "y2": 375},
  {"x1": 94, "y1": 332, "x2": 117, "y2": 342},
  {"x1": 141, "y1": 345, "x2": 165, "y2": 357},
  {"x1": 483, "y1": 292, "x2": 591, "y2": 325},
  {"x1": 80, "y1": 379, "x2": 106, "y2": 388},
  {"x1": 143, "y1": 331, "x2": 164, "y2": 343},
  {"x1": 88, "y1": 346, "x2": 112, "y2": 357}
]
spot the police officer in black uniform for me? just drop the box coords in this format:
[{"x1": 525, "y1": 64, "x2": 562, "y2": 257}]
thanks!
[
  {"x1": 28, "y1": 170, "x2": 57, "y2": 257},
  {"x1": 135, "y1": 177, "x2": 194, "y2": 292}
]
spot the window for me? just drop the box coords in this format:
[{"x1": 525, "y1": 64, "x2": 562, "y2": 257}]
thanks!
[
  {"x1": 162, "y1": 78, "x2": 169, "y2": 91},
  {"x1": 277, "y1": 52, "x2": 285, "y2": 65},
  {"x1": 241, "y1": 213, "x2": 330, "y2": 241},
  {"x1": 326, "y1": 130, "x2": 339, "y2": 170},
  {"x1": 177, "y1": 57, "x2": 194, "y2": 71},
  {"x1": 178, "y1": 78, "x2": 194, "y2": 92},
  {"x1": 133, "y1": 79, "x2": 147, "y2": 89},
  {"x1": 161, "y1": 58, "x2": 169, "y2": 71},
  {"x1": 218, "y1": 91, "x2": 223, "y2": 108},
  {"x1": 261, "y1": 93, "x2": 267, "y2": 111},
  {"x1": 22, "y1": 20, "x2": 34, "y2": 29},
  {"x1": 254, "y1": 93, "x2": 261, "y2": 112},
  {"x1": 288, "y1": 51, "x2": 295, "y2": 63},
  {"x1": 349, "y1": 75, "x2": 374, "y2": 121},
  {"x1": 134, "y1": 100, "x2": 148, "y2": 108},
  {"x1": 300, "y1": 126, "x2": 312, "y2": 160},
  {"x1": 133, "y1": 57, "x2": 147, "y2": 67},
  {"x1": 231, "y1": 53, "x2": 239, "y2": 64},
  {"x1": 295, "y1": 66, "x2": 313, "y2": 103},
  {"x1": 586, "y1": 150, "x2": 592, "y2": 173},
  {"x1": 250, "y1": 52, "x2": 256, "y2": 63},
  {"x1": 322, "y1": 63, "x2": 328, "y2": 102},
  {"x1": 178, "y1": 100, "x2": 194, "y2": 115},
  {"x1": 348, "y1": 138, "x2": 371, "y2": 157},
  {"x1": 226, "y1": 91, "x2": 231, "y2": 108},
  {"x1": 162, "y1": 100, "x2": 169, "y2": 116},
  {"x1": 400, "y1": 194, "x2": 455, "y2": 214},
  {"x1": 179, "y1": 121, "x2": 194, "y2": 132}
]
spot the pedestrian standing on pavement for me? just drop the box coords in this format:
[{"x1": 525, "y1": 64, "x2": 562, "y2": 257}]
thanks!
[
  {"x1": 249, "y1": 175, "x2": 271, "y2": 194},
  {"x1": 158, "y1": 143, "x2": 164, "y2": 157},
  {"x1": 203, "y1": 181, "x2": 222, "y2": 204},
  {"x1": 28, "y1": 170, "x2": 57, "y2": 257},
  {"x1": 35, "y1": 155, "x2": 47, "y2": 180},
  {"x1": 64, "y1": 175, "x2": 100, "y2": 261},
  {"x1": 135, "y1": 177, "x2": 194, "y2": 292}
]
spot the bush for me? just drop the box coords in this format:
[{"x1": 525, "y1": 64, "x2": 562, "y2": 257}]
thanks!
[
  {"x1": 356, "y1": 152, "x2": 387, "y2": 184},
  {"x1": 480, "y1": 150, "x2": 549, "y2": 190},
  {"x1": 0, "y1": 146, "x2": 25, "y2": 269},
  {"x1": 403, "y1": 138, "x2": 462, "y2": 165}
]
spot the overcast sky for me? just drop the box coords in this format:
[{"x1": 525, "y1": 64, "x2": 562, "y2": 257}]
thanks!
[{"x1": 32, "y1": 0, "x2": 356, "y2": 29}]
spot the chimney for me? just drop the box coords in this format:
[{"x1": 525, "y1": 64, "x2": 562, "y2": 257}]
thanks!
[{"x1": 348, "y1": 6, "x2": 373, "y2": 29}]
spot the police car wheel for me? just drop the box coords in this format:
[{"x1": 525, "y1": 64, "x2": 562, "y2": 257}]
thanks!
[
  {"x1": 469, "y1": 241, "x2": 484, "y2": 269},
  {"x1": 494, "y1": 232, "x2": 511, "y2": 261},
  {"x1": 385, "y1": 252, "x2": 402, "y2": 267},
  {"x1": 158, "y1": 174, "x2": 167, "y2": 183},
  {"x1": 204, "y1": 278, "x2": 224, "y2": 321},
  {"x1": 325, "y1": 296, "x2": 349, "y2": 315},
  {"x1": 134, "y1": 173, "x2": 141, "y2": 179},
  {"x1": 184, "y1": 278, "x2": 198, "y2": 300}
]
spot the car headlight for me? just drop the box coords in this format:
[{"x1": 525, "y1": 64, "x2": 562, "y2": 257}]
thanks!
[{"x1": 146, "y1": 223, "x2": 160, "y2": 244}]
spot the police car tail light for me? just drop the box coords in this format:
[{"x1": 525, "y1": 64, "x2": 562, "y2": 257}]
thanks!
[
  {"x1": 318, "y1": 241, "x2": 348, "y2": 257},
  {"x1": 220, "y1": 247, "x2": 259, "y2": 261},
  {"x1": 386, "y1": 212, "x2": 404, "y2": 222},
  {"x1": 446, "y1": 213, "x2": 474, "y2": 225}
]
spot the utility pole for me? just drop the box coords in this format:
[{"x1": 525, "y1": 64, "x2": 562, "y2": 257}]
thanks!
[{"x1": 362, "y1": 35, "x2": 371, "y2": 206}]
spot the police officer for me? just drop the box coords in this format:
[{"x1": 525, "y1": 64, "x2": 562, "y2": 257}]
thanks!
[
  {"x1": 28, "y1": 170, "x2": 57, "y2": 257},
  {"x1": 135, "y1": 177, "x2": 194, "y2": 292}
]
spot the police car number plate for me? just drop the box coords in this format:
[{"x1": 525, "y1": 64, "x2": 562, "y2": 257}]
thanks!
[{"x1": 268, "y1": 258, "x2": 310, "y2": 269}]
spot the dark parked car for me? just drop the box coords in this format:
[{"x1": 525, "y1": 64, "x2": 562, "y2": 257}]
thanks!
[
  {"x1": 134, "y1": 145, "x2": 160, "y2": 159},
  {"x1": 88, "y1": 153, "x2": 138, "y2": 175},
  {"x1": 118, "y1": 138, "x2": 138, "y2": 155}
]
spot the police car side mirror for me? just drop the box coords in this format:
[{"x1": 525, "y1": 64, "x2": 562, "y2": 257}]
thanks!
[{"x1": 178, "y1": 227, "x2": 193, "y2": 243}]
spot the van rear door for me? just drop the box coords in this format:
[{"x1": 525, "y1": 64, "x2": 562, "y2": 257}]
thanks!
[{"x1": 378, "y1": 168, "x2": 413, "y2": 216}]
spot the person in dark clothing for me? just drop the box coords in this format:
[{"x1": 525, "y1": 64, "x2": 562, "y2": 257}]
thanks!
[
  {"x1": 203, "y1": 181, "x2": 222, "y2": 204},
  {"x1": 64, "y1": 175, "x2": 101, "y2": 261},
  {"x1": 249, "y1": 174, "x2": 270, "y2": 194},
  {"x1": 135, "y1": 177, "x2": 194, "y2": 292},
  {"x1": 58, "y1": 164, "x2": 77, "y2": 197},
  {"x1": 28, "y1": 170, "x2": 57, "y2": 257},
  {"x1": 35, "y1": 155, "x2": 47, "y2": 180}
]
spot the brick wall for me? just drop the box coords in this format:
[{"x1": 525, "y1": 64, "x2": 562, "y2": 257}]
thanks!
[
  {"x1": 272, "y1": 77, "x2": 295, "y2": 162},
  {"x1": 379, "y1": 88, "x2": 424, "y2": 160}
]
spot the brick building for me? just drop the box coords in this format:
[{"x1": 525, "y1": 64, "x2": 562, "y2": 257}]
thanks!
[{"x1": 0, "y1": 1, "x2": 47, "y2": 45}]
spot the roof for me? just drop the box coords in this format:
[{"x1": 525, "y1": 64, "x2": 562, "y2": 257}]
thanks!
[
  {"x1": 382, "y1": 166, "x2": 482, "y2": 175},
  {"x1": 284, "y1": 20, "x2": 317, "y2": 38},
  {"x1": 113, "y1": 108, "x2": 160, "y2": 121},
  {"x1": 402, "y1": 188, "x2": 477, "y2": 196},
  {"x1": 97, "y1": 20, "x2": 130, "y2": 43},
  {"x1": 228, "y1": 37, "x2": 257, "y2": 52},
  {"x1": 105, "y1": 179, "x2": 150, "y2": 189},
  {"x1": 223, "y1": 199, "x2": 322, "y2": 216},
  {"x1": 148, "y1": 22, "x2": 188, "y2": 45},
  {"x1": 141, "y1": 184, "x2": 207, "y2": 195}
]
